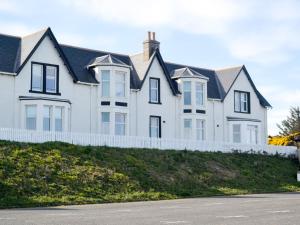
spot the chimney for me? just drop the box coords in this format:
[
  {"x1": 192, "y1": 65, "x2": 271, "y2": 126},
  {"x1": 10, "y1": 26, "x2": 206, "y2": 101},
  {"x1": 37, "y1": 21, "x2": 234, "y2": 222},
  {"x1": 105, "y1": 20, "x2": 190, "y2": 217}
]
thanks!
[{"x1": 143, "y1": 31, "x2": 160, "y2": 61}]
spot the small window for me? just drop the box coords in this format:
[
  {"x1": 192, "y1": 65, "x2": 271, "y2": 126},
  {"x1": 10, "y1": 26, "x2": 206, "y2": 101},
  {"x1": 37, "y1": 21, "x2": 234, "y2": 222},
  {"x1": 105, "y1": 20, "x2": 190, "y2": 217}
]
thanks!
[
  {"x1": 234, "y1": 91, "x2": 250, "y2": 113},
  {"x1": 115, "y1": 113, "x2": 126, "y2": 136},
  {"x1": 150, "y1": 116, "x2": 161, "y2": 138},
  {"x1": 233, "y1": 124, "x2": 241, "y2": 143},
  {"x1": 184, "y1": 119, "x2": 192, "y2": 139},
  {"x1": 195, "y1": 82, "x2": 204, "y2": 106},
  {"x1": 25, "y1": 105, "x2": 37, "y2": 130},
  {"x1": 101, "y1": 70, "x2": 110, "y2": 97},
  {"x1": 55, "y1": 107, "x2": 63, "y2": 132},
  {"x1": 115, "y1": 71, "x2": 126, "y2": 97},
  {"x1": 196, "y1": 119, "x2": 205, "y2": 141},
  {"x1": 43, "y1": 106, "x2": 52, "y2": 131},
  {"x1": 183, "y1": 81, "x2": 192, "y2": 105},
  {"x1": 101, "y1": 112, "x2": 110, "y2": 135},
  {"x1": 149, "y1": 78, "x2": 160, "y2": 103},
  {"x1": 32, "y1": 64, "x2": 43, "y2": 92},
  {"x1": 46, "y1": 66, "x2": 57, "y2": 93}
]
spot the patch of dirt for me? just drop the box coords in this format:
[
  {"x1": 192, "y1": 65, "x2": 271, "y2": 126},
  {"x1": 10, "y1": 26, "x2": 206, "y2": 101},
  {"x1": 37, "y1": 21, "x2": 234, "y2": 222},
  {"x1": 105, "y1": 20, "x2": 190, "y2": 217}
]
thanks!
[{"x1": 206, "y1": 161, "x2": 239, "y2": 180}]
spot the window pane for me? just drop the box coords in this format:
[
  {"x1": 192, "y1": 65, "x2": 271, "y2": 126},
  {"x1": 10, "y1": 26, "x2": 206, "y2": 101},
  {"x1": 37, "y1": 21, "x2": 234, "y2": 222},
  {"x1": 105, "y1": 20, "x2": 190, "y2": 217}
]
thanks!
[
  {"x1": 150, "y1": 79, "x2": 159, "y2": 102},
  {"x1": 46, "y1": 66, "x2": 57, "y2": 93},
  {"x1": 32, "y1": 64, "x2": 43, "y2": 91},
  {"x1": 150, "y1": 117, "x2": 160, "y2": 138},
  {"x1": 115, "y1": 71, "x2": 126, "y2": 97},
  {"x1": 55, "y1": 107, "x2": 63, "y2": 132},
  {"x1": 234, "y1": 92, "x2": 240, "y2": 111},
  {"x1": 247, "y1": 125, "x2": 258, "y2": 144},
  {"x1": 101, "y1": 112, "x2": 110, "y2": 135},
  {"x1": 183, "y1": 81, "x2": 191, "y2": 105},
  {"x1": 101, "y1": 70, "x2": 110, "y2": 97},
  {"x1": 43, "y1": 106, "x2": 51, "y2": 131},
  {"x1": 115, "y1": 113, "x2": 126, "y2": 136},
  {"x1": 196, "y1": 82, "x2": 204, "y2": 106},
  {"x1": 241, "y1": 93, "x2": 248, "y2": 112},
  {"x1": 233, "y1": 124, "x2": 241, "y2": 143},
  {"x1": 196, "y1": 119, "x2": 205, "y2": 141},
  {"x1": 184, "y1": 119, "x2": 192, "y2": 139},
  {"x1": 26, "y1": 105, "x2": 36, "y2": 130}
]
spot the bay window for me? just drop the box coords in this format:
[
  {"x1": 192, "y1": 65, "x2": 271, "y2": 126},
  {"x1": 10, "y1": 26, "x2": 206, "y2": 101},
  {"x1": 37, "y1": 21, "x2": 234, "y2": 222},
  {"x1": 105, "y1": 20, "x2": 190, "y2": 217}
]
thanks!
[
  {"x1": 25, "y1": 105, "x2": 37, "y2": 130},
  {"x1": 115, "y1": 113, "x2": 126, "y2": 136},
  {"x1": 247, "y1": 125, "x2": 258, "y2": 144},
  {"x1": 101, "y1": 70, "x2": 110, "y2": 97},
  {"x1": 233, "y1": 124, "x2": 241, "y2": 143},
  {"x1": 183, "y1": 81, "x2": 191, "y2": 105}
]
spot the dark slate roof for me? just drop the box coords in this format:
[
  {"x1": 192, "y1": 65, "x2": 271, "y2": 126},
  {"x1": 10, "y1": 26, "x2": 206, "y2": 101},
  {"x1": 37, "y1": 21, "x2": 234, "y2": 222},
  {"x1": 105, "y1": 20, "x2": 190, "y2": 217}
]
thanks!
[
  {"x1": 0, "y1": 33, "x2": 21, "y2": 73},
  {"x1": 0, "y1": 28, "x2": 270, "y2": 107},
  {"x1": 60, "y1": 44, "x2": 140, "y2": 88},
  {"x1": 165, "y1": 62, "x2": 224, "y2": 99}
]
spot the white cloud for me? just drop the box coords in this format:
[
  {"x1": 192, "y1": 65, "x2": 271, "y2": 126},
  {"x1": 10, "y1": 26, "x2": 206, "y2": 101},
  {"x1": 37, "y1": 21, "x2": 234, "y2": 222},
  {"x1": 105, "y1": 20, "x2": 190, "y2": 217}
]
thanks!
[
  {"x1": 0, "y1": 0, "x2": 18, "y2": 13},
  {"x1": 0, "y1": 22, "x2": 37, "y2": 36}
]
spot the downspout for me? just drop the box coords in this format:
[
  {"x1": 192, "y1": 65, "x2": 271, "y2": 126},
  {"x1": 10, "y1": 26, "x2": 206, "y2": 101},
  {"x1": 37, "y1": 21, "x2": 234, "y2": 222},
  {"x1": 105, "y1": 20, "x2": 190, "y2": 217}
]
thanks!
[{"x1": 212, "y1": 100, "x2": 215, "y2": 142}]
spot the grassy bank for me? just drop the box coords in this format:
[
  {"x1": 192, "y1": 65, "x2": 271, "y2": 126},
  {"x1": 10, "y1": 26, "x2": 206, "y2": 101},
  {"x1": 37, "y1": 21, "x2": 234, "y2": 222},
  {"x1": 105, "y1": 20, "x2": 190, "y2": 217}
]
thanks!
[{"x1": 0, "y1": 140, "x2": 299, "y2": 208}]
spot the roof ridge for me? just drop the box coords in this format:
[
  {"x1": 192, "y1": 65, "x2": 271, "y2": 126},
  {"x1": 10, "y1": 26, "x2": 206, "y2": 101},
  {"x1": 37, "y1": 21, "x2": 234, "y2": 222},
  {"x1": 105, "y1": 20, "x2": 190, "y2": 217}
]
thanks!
[
  {"x1": 165, "y1": 61, "x2": 214, "y2": 72},
  {"x1": 214, "y1": 65, "x2": 243, "y2": 71},
  {"x1": 22, "y1": 27, "x2": 49, "y2": 38},
  {"x1": 60, "y1": 43, "x2": 130, "y2": 58}
]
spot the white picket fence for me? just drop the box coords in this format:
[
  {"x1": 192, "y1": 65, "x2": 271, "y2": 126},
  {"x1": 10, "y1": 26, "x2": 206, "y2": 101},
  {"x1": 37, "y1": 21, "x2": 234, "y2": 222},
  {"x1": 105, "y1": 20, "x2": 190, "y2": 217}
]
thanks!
[{"x1": 0, "y1": 128, "x2": 297, "y2": 157}]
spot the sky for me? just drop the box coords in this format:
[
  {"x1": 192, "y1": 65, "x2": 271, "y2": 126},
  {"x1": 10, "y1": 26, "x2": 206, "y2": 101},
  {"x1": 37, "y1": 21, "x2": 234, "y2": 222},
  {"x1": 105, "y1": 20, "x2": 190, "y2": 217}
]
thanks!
[{"x1": 0, "y1": 0, "x2": 299, "y2": 135}]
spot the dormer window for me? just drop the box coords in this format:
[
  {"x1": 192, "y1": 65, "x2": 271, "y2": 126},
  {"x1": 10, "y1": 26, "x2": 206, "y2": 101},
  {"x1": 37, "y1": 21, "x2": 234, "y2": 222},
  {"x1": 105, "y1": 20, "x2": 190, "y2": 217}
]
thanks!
[
  {"x1": 195, "y1": 82, "x2": 204, "y2": 106},
  {"x1": 101, "y1": 70, "x2": 110, "y2": 97},
  {"x1": 234, "y1": 91, "x2": 250, "y2": 113},
  {"x1": 31, "y1": 62, "x2": 59, "y2": 95}
]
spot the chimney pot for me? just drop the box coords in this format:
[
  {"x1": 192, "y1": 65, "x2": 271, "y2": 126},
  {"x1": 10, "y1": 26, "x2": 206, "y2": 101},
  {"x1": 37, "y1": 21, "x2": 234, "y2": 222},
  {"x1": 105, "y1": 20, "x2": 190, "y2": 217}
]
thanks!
[{"x1": 143, "y1": 31, "x2": 160, "y2": 61}]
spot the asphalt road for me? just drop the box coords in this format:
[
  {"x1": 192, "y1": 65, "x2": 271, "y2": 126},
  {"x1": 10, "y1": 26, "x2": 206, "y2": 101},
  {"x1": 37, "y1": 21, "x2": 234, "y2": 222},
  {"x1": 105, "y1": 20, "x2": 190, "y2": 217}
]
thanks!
[{"x1": 1, "y1": 193, "x2": 300, "y2": 225}]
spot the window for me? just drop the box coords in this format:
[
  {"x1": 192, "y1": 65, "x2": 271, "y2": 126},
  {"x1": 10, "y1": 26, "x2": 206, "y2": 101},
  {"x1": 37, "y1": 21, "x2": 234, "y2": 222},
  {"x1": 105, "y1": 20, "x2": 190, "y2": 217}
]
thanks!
[
  {"x1": 32, "y1": 64, "x2": 43, "y2": 91},
  {"x1": 150, "y1": 116, "x2": 161, "y2": 138},
  {"x1": 196, "y1": 82, "x2": 204, "y2": 106},
  {"x1": 115, "y1": 113, "x2": 126, "y2": 136},
  {"x1": 43, "y1": 106, "x2": 52, "y2": 131},
  {"x1": 233, "y1": 124, "x2": 241, "y2": 143},
  {"x1": 196, "y1": 119, "x2": 205, "y2": 141},
  {"x1": 184, "y1": 119, "x2": 192, "y2": 139},
  {"x1": 234, "y1": 91, "x2": 250, "y2": 113},
  {"x1": 101, "y1": 70, "x2": 110, "y2": 97},
  {"x1": 183, "y1": 81, "x2": 192, "y2": 105},
  {"x1": 115, "y1": 71, "x2": 126, "y2": 97},
  {"x1": 149, "y1": 78, "x2": 160, "y2": 103},
  {"x1": 247, "y1": 125, "x2": 258, "y2": 144},
  {"x1": 31, "y1": 63, "x2": 59, "y2": 94},
  {"x1": 55, "y1": 107, "x2": 63, "y2": 132},
  {"x1": 25, "y1": 105, "x2": 37, "y2": 130},
  {"x1": 101, "y1": 112, "x2": 110, "y2": 135},
  {"x1": 46, "y1": 66, "x2": 57, "y2": 93}
]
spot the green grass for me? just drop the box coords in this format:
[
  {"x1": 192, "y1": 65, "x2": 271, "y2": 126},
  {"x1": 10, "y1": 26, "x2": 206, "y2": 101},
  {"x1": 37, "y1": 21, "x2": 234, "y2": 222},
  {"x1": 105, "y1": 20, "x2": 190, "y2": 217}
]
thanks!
[{"x1": 0, "y1": 140, "x2": 299, "y2": 208}]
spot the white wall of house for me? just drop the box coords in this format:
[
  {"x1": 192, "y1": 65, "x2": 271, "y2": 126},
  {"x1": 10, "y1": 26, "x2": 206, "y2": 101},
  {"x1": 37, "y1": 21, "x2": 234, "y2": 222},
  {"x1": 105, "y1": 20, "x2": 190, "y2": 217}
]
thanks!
[{"x1": 0, "y1": 74, "x2": 15, "y2": 128}]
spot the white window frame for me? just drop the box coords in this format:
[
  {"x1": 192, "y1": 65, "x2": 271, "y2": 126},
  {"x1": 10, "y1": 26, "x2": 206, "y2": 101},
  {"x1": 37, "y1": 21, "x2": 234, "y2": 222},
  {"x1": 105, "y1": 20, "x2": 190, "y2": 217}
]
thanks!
[
  {"x1": 233, "y1": 124, "x2": 241, "y2": 143},
  {"x1": 25, "y1": 105, "x2": 37, "y2": 130},
  {"x1": 43, "y1": 105, "x2": 52, "y2": 131},
  {"x1": 184, "y1": 119, "x2": 192, "y2": 139},
  {"x1": 183, "y1": 81, "x2": 192, "y2": 105},
  {"x1": 115, "y1": 113, "x2": 126, "y2": 136},
  {"x1": 101, "y1": 70, "x2": 110, "y2": 97},
  {"x1": 195, "y1": 82, "x2": 204, "y2": 106},
  {"x1": 196, "y1": 119, "x2": 205, "y2": 141},
  {"x1": 234, "y1": 91, "x2": 249, "y2": 113},
  {"x1": 150, "y1": 116, "x2": 160, "y2": 138},
  {"x1": 31, "y1": 64, "x2": 43, "y2": 92},
  {"x1": 101, "y1": 112, "x2": 110, "y2": 135},
  {"x1": 247, "y1": 124, "x2": 258, "y2": 144},
  {"x1": 115, "y1": 71, "x2": 126, "y2": 97}
]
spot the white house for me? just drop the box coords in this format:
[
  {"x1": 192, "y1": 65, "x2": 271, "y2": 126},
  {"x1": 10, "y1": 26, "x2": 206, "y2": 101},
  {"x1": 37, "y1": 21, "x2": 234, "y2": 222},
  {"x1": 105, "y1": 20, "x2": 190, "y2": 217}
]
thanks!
[{"x1": 0, "y1": 28, "x2": 271, "y2": 145}]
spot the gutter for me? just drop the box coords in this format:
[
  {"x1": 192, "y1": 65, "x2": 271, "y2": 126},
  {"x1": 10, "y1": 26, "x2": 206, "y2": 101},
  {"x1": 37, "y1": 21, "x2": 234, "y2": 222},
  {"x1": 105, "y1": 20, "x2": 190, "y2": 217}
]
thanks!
[
  {"x1": 0, "y1": 71, "x2": 17, "y2": 76},
  {"x1": 76, "y1": 81, "x2": 99, "y2": 86}
]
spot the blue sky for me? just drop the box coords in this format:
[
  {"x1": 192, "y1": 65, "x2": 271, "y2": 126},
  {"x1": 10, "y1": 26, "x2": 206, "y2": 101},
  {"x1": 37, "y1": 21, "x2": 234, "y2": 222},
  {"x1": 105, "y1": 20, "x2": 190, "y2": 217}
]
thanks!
[{"x1": 1, "y1": 0, "x2": 299, "y2": 135}]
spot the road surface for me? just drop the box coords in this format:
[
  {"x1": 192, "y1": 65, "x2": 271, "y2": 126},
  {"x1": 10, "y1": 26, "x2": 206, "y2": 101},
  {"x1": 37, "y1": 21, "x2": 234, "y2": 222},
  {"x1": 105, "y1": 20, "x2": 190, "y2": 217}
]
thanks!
[{"x1": 1, "y1": 193, "x2": 300, "y2": 225}]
